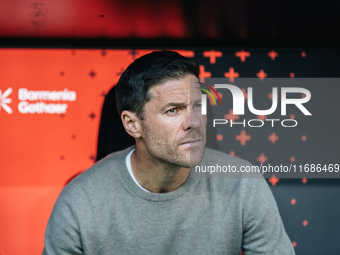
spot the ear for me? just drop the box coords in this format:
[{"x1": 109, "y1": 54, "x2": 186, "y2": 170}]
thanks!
[{"x1": 121, "y1": 110, "x2": 142, "y2": 138}]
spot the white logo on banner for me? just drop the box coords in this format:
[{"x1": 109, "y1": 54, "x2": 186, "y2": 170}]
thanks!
[
  {"x1": 17, "y1": 88, "x2": 77, "y2": 114},
  {"x1": 0, "y1": 88, "x2": 13, "y2": 114}
]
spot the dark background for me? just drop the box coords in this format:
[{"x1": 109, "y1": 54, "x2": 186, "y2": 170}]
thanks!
[
  {"x1": 2, "y1": 0, "x2": 340, "y2": 254},
  {"x1": 1, "y1": 0, "x2": 340, "y2": 48}
]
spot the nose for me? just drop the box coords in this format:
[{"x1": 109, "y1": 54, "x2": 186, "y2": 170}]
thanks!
[{"x1": 182, "y1": 106, "x2": 201, "y2": 131}]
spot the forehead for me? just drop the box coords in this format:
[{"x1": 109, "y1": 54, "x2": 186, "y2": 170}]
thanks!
[{"x1": 148, "y1": 75, "x2": 201, "y2": 101}]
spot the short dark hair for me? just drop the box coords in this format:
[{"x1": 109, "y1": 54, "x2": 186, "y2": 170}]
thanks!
[{"x1": 116, "y1": 51, "x2": 199, "y2": 119}]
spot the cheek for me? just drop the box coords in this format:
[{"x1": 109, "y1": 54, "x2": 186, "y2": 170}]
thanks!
[
  {"x1": 200, "y1": 116, "x2": 207, "y2": 127},
  {"x1": 144, "y1": 115, "x2": 183, "y2": 140}
]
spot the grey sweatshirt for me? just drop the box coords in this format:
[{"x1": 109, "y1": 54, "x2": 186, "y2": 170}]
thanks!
[{"x1": 43, "y1": 147, "x2": 295, "y2": 255}]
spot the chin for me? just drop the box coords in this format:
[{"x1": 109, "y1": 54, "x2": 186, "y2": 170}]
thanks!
[
  {"x1": 171, "y1": 143, "x2": 205, "y2": 168},
  {"x1": 172, "y1": 154, "x2": 202, "y2": 169},
  {"x1": 189, "y1": 146, "x2": 205, "y2": 167}
]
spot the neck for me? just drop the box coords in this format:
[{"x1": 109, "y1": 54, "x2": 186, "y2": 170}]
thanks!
[{"x1": 131, "y1": 147, "x2": 190, "y2": 193}]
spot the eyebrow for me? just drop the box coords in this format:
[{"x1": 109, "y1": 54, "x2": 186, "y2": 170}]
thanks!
[
  {"x1": 161, "y1": 102, "x2": 187, "y2": 112},
  {"x1": 160, "y1": 98, "x2": 202, "y2": 111},
  {"x1": 193, "y1": 98, "x2": 202, "y2": 104}
]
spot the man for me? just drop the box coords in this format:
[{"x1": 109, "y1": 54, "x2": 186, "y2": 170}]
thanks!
[{"x1": 43, "y1": 51, "x2": 295, "y2": 254}]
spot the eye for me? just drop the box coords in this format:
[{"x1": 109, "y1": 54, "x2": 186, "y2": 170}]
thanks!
[
  {"x1": 166, "y1": 108, "x2": 177, "y2": 114},
  {"x1": 194, "y1": 102, "x2": 202, "y2": 109}
]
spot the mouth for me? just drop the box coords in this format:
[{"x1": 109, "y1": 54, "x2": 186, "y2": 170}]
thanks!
[{"x1": 180, "y1": 139, "x2": 201, "y2": 145}]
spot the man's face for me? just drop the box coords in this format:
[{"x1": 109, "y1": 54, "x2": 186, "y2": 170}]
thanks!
[{"x1": 139, "y1": 74, "x2": 206, "y2": 168}]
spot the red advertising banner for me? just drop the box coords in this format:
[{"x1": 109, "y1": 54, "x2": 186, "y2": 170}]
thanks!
[{"x1": 0, "y1": 49, "x2": 194, "y2": 254}]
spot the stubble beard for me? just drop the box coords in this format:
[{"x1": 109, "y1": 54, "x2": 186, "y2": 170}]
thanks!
[{"x1": 141, "y1": 122, "x2": 205, "y2": 169}]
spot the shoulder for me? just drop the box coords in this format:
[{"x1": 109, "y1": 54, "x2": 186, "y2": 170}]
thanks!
[
  {"x1": 203, "y1": 147, "x2": 252, "y2": 167},
  {"x1": 198, "y1": 149, "x2": 276, "y2": 215},
  {"x1": 193, "y1": 147, "x2": 267, "y2": 197},
  {"x1": 195, "y1": 147, "x2": 260, "y2": 179},
  {"x1": 61, "y1": 147, "x2": 133, "y2": 200},
  {"x1": 201, "y1": 149, "x2": 275, "y2": 209}
]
